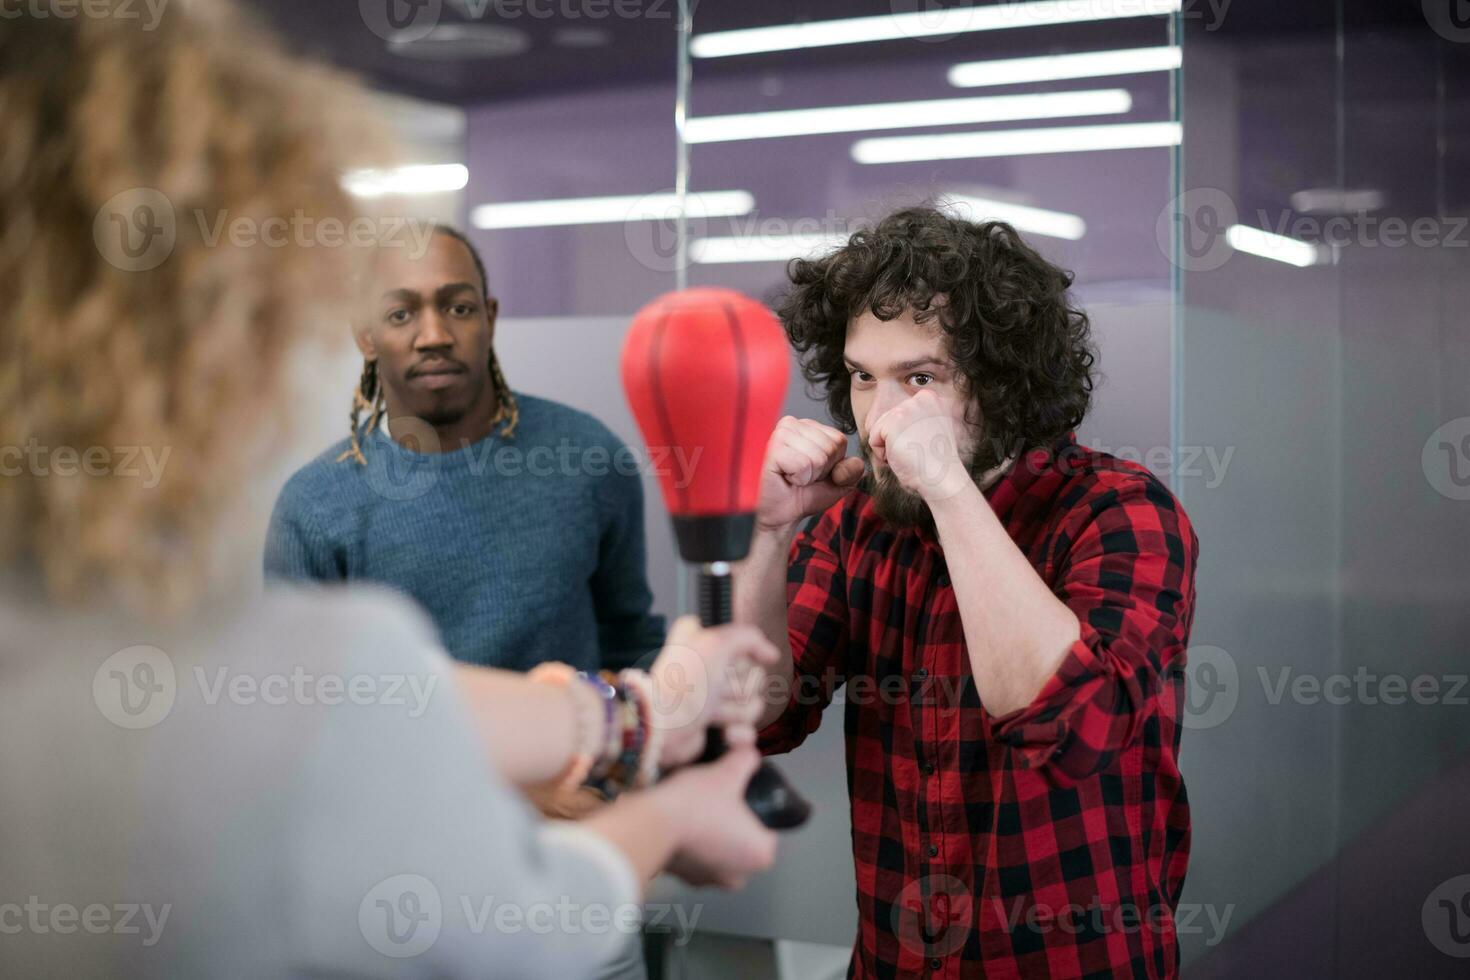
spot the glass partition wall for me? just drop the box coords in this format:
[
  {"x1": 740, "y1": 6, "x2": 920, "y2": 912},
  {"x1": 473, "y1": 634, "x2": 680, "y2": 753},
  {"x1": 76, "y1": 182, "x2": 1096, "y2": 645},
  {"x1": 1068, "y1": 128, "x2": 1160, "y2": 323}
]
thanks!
[{"x1": 1176, "y1": 4, "x2": 1470, "y2": 978}]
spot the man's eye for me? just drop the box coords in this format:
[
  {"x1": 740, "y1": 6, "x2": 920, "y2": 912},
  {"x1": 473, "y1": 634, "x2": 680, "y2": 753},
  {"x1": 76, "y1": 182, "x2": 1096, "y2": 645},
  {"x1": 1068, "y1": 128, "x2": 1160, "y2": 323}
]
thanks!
[
  {"x1": 386, "y1": 309, "x2": 411, "y2": 325},
  {"x1": 449, "y1": 303, "x2": 476, "y2": 317},
  {"x1": 909, "y1": 373, "x2": 934, "y2": 387}
]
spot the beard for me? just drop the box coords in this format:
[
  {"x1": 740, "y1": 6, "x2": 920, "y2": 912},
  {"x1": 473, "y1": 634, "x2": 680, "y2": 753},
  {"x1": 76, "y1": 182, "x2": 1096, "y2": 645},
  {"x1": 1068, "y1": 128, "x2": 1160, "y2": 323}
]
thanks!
[{"x1": 859, "y1": 431, "x2": 1009, "y2": 531}]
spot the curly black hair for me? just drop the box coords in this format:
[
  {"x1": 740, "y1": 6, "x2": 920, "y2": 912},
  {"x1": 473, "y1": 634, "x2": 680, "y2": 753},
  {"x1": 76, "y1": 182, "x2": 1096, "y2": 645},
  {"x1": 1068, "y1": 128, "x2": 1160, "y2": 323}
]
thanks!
[{"x1": 777, "y1": 206, "x2": 1095, "y2": 463}]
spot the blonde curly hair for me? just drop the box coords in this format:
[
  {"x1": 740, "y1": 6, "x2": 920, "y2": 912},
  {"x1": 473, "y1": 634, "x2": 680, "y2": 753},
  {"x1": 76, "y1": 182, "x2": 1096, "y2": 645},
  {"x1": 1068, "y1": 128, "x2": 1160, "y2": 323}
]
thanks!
[{"x1": 0, "y1": 0, "x2": 389, "y2": 614}]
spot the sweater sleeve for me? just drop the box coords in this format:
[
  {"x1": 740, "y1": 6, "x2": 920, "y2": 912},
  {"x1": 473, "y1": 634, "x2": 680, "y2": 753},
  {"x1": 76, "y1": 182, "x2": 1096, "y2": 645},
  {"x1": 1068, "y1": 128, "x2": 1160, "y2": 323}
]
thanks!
[
  {"x1": 264, "y1": 474, "x2": 346, "y2": 582},
  {"x1": 290, "y1": 591, "x2": 641, "y2": 979},
  {"x1": 589, "y1": 441, "x2": 666, "y2": 672}
]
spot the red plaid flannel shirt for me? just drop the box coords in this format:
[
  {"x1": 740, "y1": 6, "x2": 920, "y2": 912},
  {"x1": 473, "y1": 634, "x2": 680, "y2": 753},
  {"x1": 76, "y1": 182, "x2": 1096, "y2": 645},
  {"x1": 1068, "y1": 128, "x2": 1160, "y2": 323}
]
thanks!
[{"x1": 758, "y1": 435, "x2": 1199, "y2": 979}]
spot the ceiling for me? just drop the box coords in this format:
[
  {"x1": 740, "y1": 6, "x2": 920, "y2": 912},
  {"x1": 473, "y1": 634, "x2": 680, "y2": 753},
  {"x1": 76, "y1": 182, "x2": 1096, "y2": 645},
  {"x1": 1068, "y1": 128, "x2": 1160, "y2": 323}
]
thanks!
[{"x1": 241, "y1": 0, "x2": 1452, "y2": 107}]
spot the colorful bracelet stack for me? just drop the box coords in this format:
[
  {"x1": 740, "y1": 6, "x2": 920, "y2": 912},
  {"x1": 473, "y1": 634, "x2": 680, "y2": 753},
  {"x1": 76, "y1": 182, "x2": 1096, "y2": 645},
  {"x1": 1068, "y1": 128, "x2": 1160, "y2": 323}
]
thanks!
[{"x1": 527, "y1": 662, "x2": 664, "y2": 802}]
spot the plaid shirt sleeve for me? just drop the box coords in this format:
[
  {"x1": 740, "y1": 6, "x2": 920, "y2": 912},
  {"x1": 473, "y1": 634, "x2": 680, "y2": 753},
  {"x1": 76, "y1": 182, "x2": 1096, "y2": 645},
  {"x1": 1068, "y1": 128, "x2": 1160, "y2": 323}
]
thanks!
[
  {"x1": 757, "y1": 502, "x2": 850, "y2": 756},
  {"x1": 989, "y1": 472, "x2": 1199, "y2": 788}
]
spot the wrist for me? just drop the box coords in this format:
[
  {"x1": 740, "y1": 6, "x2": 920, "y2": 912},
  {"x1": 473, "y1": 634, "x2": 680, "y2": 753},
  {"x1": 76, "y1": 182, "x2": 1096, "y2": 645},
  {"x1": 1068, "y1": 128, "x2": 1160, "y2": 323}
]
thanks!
[
  {"x1": 644, "y1": 776, "x2": 691, "y2": 846},
  {"x1": 924, "y1": 473, "x2": 983, "y2": 515},
  {"x1": 749, "y1": 519, "x2": 799, "y2": 550},
  {"x1": 657, "y1": 720, "x2": 702, "y2": 769}
]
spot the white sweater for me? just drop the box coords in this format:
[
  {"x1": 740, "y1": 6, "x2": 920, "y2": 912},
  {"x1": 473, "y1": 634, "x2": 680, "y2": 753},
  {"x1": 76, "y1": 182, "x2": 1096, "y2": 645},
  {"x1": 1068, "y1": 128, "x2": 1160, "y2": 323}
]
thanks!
[{"x1": 0, "y1": 583, "x2": 638, "y2": 978}]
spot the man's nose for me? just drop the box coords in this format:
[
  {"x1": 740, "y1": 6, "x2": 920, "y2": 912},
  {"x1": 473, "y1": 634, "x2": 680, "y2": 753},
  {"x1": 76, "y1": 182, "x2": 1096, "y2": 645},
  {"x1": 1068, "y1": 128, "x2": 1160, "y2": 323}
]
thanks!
[
  {"x1": 865, "y1": 381, "x2": 908, "y2": 434},
  {"x1": 414, "y1": 310, "x2": 453, "y2": 349}
]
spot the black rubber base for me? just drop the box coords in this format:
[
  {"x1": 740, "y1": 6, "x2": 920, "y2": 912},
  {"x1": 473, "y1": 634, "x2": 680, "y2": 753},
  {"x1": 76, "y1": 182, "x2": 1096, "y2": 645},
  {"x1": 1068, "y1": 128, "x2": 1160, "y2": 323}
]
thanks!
[
  {"x1": 699, "y1": 713, "x2": 812, "y2": 830},
  {"x1": 673, "y1": 513, "x2": 756, "y2": 564}
]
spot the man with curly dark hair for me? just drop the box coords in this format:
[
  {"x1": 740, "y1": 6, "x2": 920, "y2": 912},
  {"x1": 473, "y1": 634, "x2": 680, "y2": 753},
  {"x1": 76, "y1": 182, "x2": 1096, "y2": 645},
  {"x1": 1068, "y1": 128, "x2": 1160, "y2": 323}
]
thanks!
[{"x1": 736, "y1": 206, "x2": 1200, "y2": 978}]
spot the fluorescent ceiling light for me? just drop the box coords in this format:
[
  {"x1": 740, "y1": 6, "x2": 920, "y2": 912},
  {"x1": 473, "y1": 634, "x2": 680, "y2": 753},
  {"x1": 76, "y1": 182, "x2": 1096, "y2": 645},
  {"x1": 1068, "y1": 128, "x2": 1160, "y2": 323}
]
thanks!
[
  {"x1": 853, "y1": 121, "x2": 1182, "y2": 164},
  {"x1": 691, "y1": 0, "x2": 1182, "y2": 58},
  {"x1": 1225, "y1": 225, "x2": 1324, "y2": 267},
  {"x1": 687, "y1": 89, "x2": 1131, "y2": 144},
  {"x1": 940, "y1": 195, "x2": 1087, "y2": 240},
  {"x1": 948, "y1": 46, "x2": 1182, "y2": 88},
  {"x1": 470, "y1": 191, "x2": 755, "y2": 230},
  {"x1": 1288, "y1": 188, "x2": 1386, "y2": 214},
  {"x1": 690, "y1": 231, "x2": 849, "y2": 265},
  {"x1": 342, "y1": 164, "x2": 469, "y2": 198}
]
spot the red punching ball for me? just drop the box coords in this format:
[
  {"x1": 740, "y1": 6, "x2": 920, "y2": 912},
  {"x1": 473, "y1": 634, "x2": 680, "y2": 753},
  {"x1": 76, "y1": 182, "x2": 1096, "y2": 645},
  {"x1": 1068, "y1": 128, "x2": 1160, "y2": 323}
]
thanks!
[
  {"x1": 621, "y1": 287, "x2": 791, "y2": 563},
  {"x1": 620, "y1": 286, "x2": 812, "y2": 829}
]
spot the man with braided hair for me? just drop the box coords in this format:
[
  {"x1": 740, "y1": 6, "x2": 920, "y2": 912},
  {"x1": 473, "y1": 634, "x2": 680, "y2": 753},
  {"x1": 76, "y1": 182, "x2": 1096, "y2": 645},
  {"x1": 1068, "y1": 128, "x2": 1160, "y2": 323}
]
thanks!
[{"x1": 266, "y1": 225, "x2": 665, "y2": 675}]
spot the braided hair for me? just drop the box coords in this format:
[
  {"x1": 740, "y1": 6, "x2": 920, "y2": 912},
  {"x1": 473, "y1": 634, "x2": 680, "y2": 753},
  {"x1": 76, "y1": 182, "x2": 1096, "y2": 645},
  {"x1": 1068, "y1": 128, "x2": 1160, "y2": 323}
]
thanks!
[{"x1": 338, "y1": 225, "x2": 519, "y2": 465}]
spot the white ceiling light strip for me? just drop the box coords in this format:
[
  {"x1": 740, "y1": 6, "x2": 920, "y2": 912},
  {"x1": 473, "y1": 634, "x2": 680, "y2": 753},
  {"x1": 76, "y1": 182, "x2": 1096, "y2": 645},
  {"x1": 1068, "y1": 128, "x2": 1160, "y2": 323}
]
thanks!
[
  {"x1": 686, "y1": 89, "x2": 1132, "y2": 144},
  {"x1": 1225, "y1": 225, "x2": 1324, "y2": 267},
  {"x1": 940, "y1": 195, "x2": 1087, "y2": 240},
  {"x1": 852, "y1": 121, "x2": 1182, "y2": 164},
  {"x1": 343, "y1": 164, "x2": 469, "y2": 198},
  {"x1": 470, "y1": 190, "x2": 755, "y2": 229},
  {"x1": 691, "y1": 0, "x2": 1183, "y2": 59},
  {"x1": 692, "y1": 195, "x2": 1088, "y2": 265},
  {"x1": 948, "y1": 46, "x2": 1182, "y2": 88},
  {"x1": 690, "y1": 231, "x2": 850, "y2": 265}
]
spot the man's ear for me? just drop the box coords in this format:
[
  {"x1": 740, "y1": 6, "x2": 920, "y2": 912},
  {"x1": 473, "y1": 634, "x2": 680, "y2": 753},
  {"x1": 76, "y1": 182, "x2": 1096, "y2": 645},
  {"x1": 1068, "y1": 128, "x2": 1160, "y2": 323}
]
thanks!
[
  {"x1": 485, "y1": 296, "x2": 499, "y2": 341},
  {"x1": 352, "y1": 322, "x2": 377, "y2": 360}
]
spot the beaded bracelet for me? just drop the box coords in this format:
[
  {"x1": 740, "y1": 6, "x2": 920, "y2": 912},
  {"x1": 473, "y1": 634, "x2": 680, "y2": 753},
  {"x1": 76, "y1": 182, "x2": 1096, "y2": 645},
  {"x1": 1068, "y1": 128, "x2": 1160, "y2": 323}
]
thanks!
[
  {"x1": 618, "y1": 668, "x2": 663, "y2": 788},
  {"x1": 526, "y1": 662, "x2": 609, "y2": 798},
  {"x1": 585, "y1": 671, "x2": 645, "y2": 800},
  {"x1": 529, "y1": 663, "x2": 665, "y2": 802}
]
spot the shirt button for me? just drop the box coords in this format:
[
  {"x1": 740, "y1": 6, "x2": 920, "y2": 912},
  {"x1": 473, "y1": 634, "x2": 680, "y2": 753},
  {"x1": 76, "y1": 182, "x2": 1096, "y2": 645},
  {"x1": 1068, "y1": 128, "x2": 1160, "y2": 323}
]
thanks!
[
  {"x1": 931, "y1": 958, "x2": 943, "y2": 970},
  {"x1": 915, "y1": 667, "x2": 928, "y2": 680},
  {"x1": 928, "y1": 844, "x2": 939, "y2": 857},
  {"x1": 921, "y1": 762, "x2": 935, "y2": 776}
]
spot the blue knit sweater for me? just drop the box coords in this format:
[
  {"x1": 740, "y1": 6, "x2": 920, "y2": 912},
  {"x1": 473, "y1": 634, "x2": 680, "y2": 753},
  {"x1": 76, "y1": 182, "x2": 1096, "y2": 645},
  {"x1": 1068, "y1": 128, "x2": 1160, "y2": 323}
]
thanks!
[{"x1": 265, "y1": 394, "x2": 665, "y2": 672}]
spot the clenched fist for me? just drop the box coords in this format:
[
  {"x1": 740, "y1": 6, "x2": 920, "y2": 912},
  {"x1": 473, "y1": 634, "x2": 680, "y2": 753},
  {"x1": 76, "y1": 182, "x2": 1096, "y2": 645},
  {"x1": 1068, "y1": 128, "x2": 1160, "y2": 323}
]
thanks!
[
  {"x1": 755, "y1": 416, "x2": 867, "y2": 533},
  {"x1": 866, "y1": 389, "x2": 973, "y2": 502}
]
